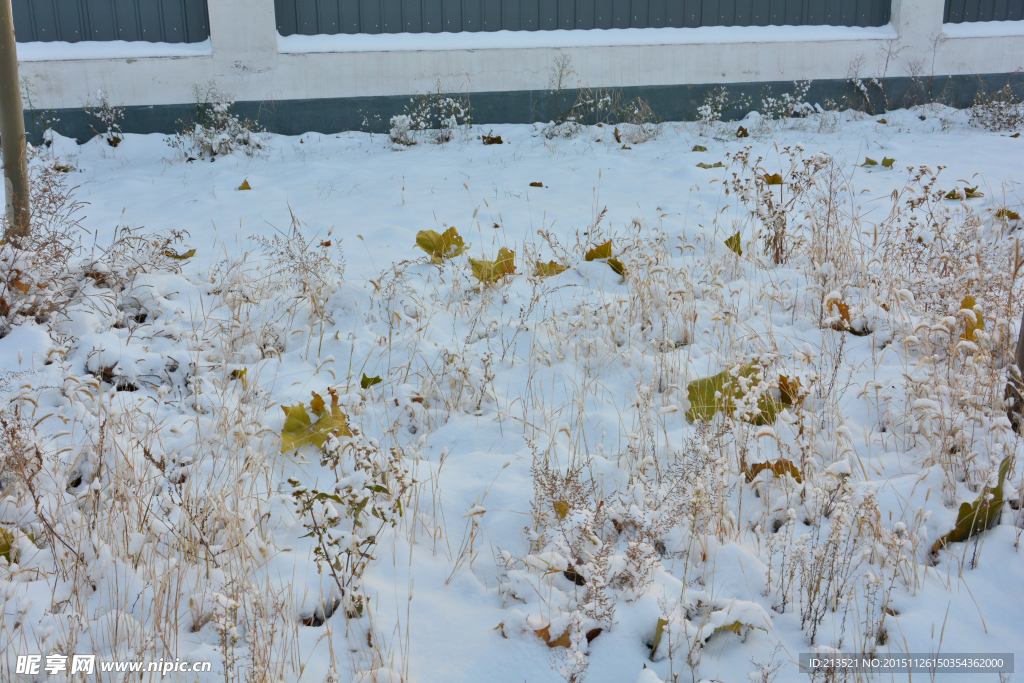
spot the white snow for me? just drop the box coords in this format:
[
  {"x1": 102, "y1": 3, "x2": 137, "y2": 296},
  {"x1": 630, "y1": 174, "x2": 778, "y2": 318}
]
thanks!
[
  {"x1": 942, "y1": 20, "x2": 1024, "y2": 39},
  {"x1": 1, "y1": 104, "x2": 1023, "y2": 683},
  {"x1": 277, "y1": 23, "x2": 897, "y2": 53},
  {"x1": 16, "y1": 39, "x2": 212, "y2": 62}
]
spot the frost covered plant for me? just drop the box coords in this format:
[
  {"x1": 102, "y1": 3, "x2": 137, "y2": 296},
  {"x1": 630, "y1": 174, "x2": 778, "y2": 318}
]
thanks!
[
  {"x1": 1, "y1": 163, "x2": 84, "y2": 329},
  {"x1": 696, "y1": 86, "x2": 752, "y2": 135},
  {"x1": 85, "y1": 89, "x2": 124, "y2": 147},
  {"x1": 388, "y1": 83, "x2": 472, "y2": 146},
  {"x1": 615, "y1": 98, "x2": 662, "y2": 145},
  {"x1": 289, "y1": 426, "x2": 410, "y2": 622},
  {"x1": 249, "y1": 207, "x2": 346, "y2": 327},
  {"x1": 169, "y1": 83, "x2": 267, "y2": 160},
  {"x1": 726, "y1": 144, "x2": 830, "y2": 265},
  {"x1": 388, "y1": 114, "x2": 416, "y2": 146},
  {"x1": 760, "y1": 80, "x2": 813, "y2": 121},
  {"x1": 969, "y1": 81, "x2": 1023, "y2": 132}
]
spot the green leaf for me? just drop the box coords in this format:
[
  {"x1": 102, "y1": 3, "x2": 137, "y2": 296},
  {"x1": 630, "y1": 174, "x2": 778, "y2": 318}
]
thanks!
[
  {"x1": 762, "y1": 172, "x2": 783, "y2": 185},
  {"x1": 585, "y1": 241, "x2": 613, "y2": 261},
  {"x1": 360, "y1": 373, "x2": 382, "y2": 389},
  {"x1": 881, "y1": 157, "x2": 895, "y2": 168},
  {"x1": 164, "y1": 248, "x2": 197, "y2": 260},
  {"x1": 862, "y1": 157, "x2": 878, "y2": 166},
  {"x1": 932, "y1": 456, "x2": 1012, "y2": 555},
  {"x1": 650, "y1": 618, "x2": 669, "y2": 661},
  {"x1": 696, "y1": 161, "x2": 724, "y2": 169},
  {"x1": 469, "y1": 247, "x2": 516, "y2": 284},
  {"x1": 725, "y1": 232, "x2": 742, "y2": 256},
  {"x1": 692, "y1": 144, "x2": 708, "y2": 152},
  {"x1": 535, "y1": 260, "x2": 569, "y2": 277},
  {"x1": 736, "y1": 126, "x2": 749, "y2": 138},
  {"x1": 281, "y1": 388, "x2": 351, "y2": 453},
  {"x1": 415, "y1": 227, "x2": 466, "y2": 262},
  {"x1": 685, "y1": 363, "x2": 780, "y2": 425}
]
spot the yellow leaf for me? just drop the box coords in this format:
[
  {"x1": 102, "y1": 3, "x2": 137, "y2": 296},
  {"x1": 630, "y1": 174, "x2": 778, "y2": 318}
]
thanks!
[
  {"x1": 686, "y1": 363, "x2": 780, "y2": 425},
  {"x1": 960, "y1": 296, "x2": 985, "y2": 341},
  {"x1": 309, "y1": 391, "x2": 326, "y2": 416},
  {"x1": 230, "y1": 368, "x2": 247, "y2": 388},
  {"x1": 585, "y1": 241, "x2": 613, "y2": 261},
  {"x1": 881, "y1": 157, "x2": 895, "y2": 168},
  {"x1": 553, "y1": 500, "x2": 570, "y2": 519},
  {"x1": 762, "y1": 172, "x2": 783, "y2": 185},
  {"x1": 862, "y1": 157, "x2": 878, "y2": 166},
  {"x1": 696, "y1": 161, "x2": 724, "y2": 169},
  {"x1": 469, "y1": 247, "x2": 516, "y2": 284},
  {"x1": 534, "y1": 625, "x2": 572, "y2": 648},
  {"x1": 932, "y1": 456, "x2": 1011, "y2": 555},
  {"x1": 725, "y1": 232, "x2": 742, "y2": 256},
  {"x1": 164, "y1": 248, "x2": 197, "y2": 260},
  {"x1": 584, "y1": 242, "x2": 626, "y2": 277},
  {"x1": 745, "y1": 458, "x2": 803, "y2": 484},
  {"x1": 238, "y1": 179, "x2": 251, "y2": 190},
  {"x1": 9, "y1": 271, "x2": 31, "y2": 293},
  {"x1": 281, "y1": 389, "x2": 350, "y2": 453},
  {"x1": 0, "y1": 527, "x2": 15, "y2": 564},
  {"x1": 945, "y1": 186, "x2": 983, "y2": 200},
  {"x1": 713, "y1": 621, "x2": 745, "y2": 636},
  {"x1": 650, "y1": 618, "x2": 669, "y2": 661},
  {"x1": 361, "y1": 373, "x2": 382, "y2": 389},
  {"x1": 736, "y1": 126, "x2": 749, "y2": 138},
  {"x1": 779, "y1": 375, "x2": 803, "y2": 406},
  {"x1": 828, "y1": 299, "x2": 852, "y2": 325},
  {"x1": 535, "y1": 260, "x2": 569, "y2": 277},
  {"x1": 415, "y1": 227, "x2": 466, "y2": 262},
  {"x1": 692, "y1": 144, "x2": 707, "y2": 152},
  {"x1": 995, "y1": 208, "x2": 1021, "y2": 220}
]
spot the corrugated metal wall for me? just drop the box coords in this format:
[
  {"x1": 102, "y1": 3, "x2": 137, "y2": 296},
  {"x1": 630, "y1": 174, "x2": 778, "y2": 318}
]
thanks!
[
  {"x1": 274, "y1": 0, "x2": 892, "y2": 34},
  {"x1": 945, "y1": 0, "x2": 1024, "y2": 22},
  {"x1": 13, "y1": 0, "x2": 210, "y2": 43}
]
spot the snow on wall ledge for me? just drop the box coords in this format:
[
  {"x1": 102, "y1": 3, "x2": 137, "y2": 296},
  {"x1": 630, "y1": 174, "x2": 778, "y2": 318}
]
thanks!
[
  {"x1": 276, "y1": 23, "x2": 898, "y2": 53},
  {"x1": 12, "y1": 0, "x2": 1024, "y2": 112}
]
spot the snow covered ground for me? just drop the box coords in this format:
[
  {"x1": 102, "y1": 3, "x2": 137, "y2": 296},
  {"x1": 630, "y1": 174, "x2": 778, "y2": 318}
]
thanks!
[{"x1": 1, "y1": 105, "x2": 1023, "y2": 683}]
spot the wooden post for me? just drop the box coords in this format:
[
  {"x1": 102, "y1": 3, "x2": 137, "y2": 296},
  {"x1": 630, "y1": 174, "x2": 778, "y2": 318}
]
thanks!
[
  {"x1": 0, "y1": 0, "x2": 30, "y2": 245},
  {"x1": 1007, "y1": 308, "x2": 1024, "y2": 432}
]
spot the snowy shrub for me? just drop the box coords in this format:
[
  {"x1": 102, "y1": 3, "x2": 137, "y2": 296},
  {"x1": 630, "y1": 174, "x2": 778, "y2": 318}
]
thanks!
[
  {"x1": 760, "y1": 80, "x2": 813, "y2": 121},
  {"x1": 615, "y1": 98, "x2": 662, "y2": 145},
  {"x1": 969, "y1": 82, "x2": 1023, "y2": 132},
  {"x1": 696, "y1": 86, "x2": 752, "y2": 135},
  {"x1": 168, "y1": 83, "x2": 267, "y2": 160},
  {"x1": 289, "y1": 418, "x2": 411, "y2": 622},
  {"x1": 85, "y1": 89, "x2": 124, "y2": 147},
  {"x1": 388, "y1": 84, "x2": 472, "y2": 147},
  {"x1": 1, "y1": 163, "x2": 84, "y2": 329},
  {"x1": 388, "y1": 114, "x2": 416, "y2": 146}
]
